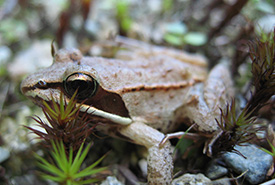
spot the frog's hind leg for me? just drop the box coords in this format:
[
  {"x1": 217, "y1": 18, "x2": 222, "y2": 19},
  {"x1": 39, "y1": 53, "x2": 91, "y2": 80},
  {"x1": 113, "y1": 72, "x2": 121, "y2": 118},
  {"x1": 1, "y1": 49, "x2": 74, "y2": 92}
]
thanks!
[
  {"x1": 160, "y1": 63, "x2": 234, "y2": 153},
  {"x1": 118, "y1": 121, "x2": 173, "y2": 185},
  {"x1": 181, "y1": 63, "x2": 234, "y2": 133},
  {"x1": 203, "y1": 63, "x2": 234, "y2": 114},
  {"x1": 202, "y1": 63, "x2": 234, "y2": 156}
]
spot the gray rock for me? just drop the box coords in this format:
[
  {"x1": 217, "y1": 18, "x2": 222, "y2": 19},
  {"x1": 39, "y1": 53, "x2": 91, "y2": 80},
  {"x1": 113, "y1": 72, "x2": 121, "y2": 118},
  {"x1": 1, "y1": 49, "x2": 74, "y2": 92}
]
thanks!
[
  {"x1": 10, "y1": 174, "x2": 53, "y2": 185},
  {"x1": 222, "y1": 144, "x2": 273, "y2": 184},
  {"x1": 205, "y1": 160, "x2": 228, "y2": 179},
  {"x1": 212, "y1": 178, "x2": 231, "y2": 185},
  {"x1": 172, "y1": 173, "x2": 212, "y2": 185},
  {"x1": 0, "y1": 147, "x2": 10, "y2": 163},
  {"x1": 100, "y1": 176, "x2": 124, "y2": 185}
]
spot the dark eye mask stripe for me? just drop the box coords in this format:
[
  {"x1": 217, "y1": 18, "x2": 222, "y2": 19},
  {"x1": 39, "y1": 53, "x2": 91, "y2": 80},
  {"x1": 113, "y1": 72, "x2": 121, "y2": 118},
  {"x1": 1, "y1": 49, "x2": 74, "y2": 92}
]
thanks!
[{"x1": 21, "y1": 82, "x2": 62, "y2": 94}]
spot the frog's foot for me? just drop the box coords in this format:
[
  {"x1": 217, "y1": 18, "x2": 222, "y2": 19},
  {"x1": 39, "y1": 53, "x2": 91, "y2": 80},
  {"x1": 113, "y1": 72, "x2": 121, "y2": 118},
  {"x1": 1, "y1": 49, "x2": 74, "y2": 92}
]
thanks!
[
  {"x1": 118, "y1": 122, "x2": 173, "y2": 185},
  {"x1": 203, "y1": 130, "x2": 224, "y2": 157},
  {"x1": 160, "y1": 131, "x2": 204, "y2": 147},
  {"x1": 159, "y1": 124, "x2": 200, "y2": 147},
  {"x1": 162, "y1": 130, "x2": 224, "y2": 158}
]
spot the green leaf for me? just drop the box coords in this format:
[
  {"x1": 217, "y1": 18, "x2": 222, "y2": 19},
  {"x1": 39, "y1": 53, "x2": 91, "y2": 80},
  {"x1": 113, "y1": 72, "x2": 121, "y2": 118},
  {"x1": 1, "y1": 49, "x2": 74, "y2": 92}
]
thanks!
[
  {"x1": 174, "y1": 124, "x2": 195, "y2": 153},
  {"x1": 176, "y1": 139, "x2": 193, "y2": 155},
  {"x1": 121, "y1": 18, "x2": 132, "y2": 32},
  {"x1": 40, "y1": 173, "x2": 64, "y2": 182},
  {"x1": 71, "y1": 142, "x2": 87, "y2": 173},
  {"x1": 183, "y1": 32, "x2": 207, "y2": 46},
  {"x1": 51, "y1": 141, "x2": 68, "y2": 172},
  {"x1": 68, "y1": 146, "x2": 73, "y2": 166},
  {"x1": 263, "y1": 139, "x2": 275, "y2": 157},
  {"x1": 73, "y1": 154, "x2": 106, "y2": 179},
  {"x1": 260, "y1": 147, "x2": 274, "y2": 156},
  {"x1": 164, "y1": 33, "x2": 183, "y2": 46},
  {"x1": 116, "y1": 0, "x2": 128, "y2": 15},
  {"x1": 52, "y1": 98, "x2": 61, "y2": 115},
  {"x1": 74, "y1": 167, "x2": 107, "y2": 179},
  {"x1": 116, "y1": 0, "x2": 132, "y2": 32},
  {"x1": 165, "y1": 22, "x2": 187, "y2": 35},
  {"x1": 43, "y1": 101, "x2": 58, "y2": 119},
  {"x1": 72, "y1": 143, "x2": 91, "y2": 172},
  {"x1": 35, "y1": 140, "x2": 106, "y2": 184},
  {"x1": 65, "y1": 91, "x2": 80, "y2": 118},
  {"x1": 162, "y1": 0, "x2": 173, "y2": 12},
  {"x1": 60, "y1": 93, "x2": 65, "y2": 118},
  {"x1": 35, "y1": 156, "x2": 64, "y2": 177}
]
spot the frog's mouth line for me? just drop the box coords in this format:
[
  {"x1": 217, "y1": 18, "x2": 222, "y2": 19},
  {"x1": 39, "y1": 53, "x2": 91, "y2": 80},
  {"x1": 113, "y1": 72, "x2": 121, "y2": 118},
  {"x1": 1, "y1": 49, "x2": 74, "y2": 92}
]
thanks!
[
  {"x1": 78, "y1": 104, "x2": 132, "y2": 125},
  {"x1": 25, "y1": 90, "x2": 133, "y2": 126}
]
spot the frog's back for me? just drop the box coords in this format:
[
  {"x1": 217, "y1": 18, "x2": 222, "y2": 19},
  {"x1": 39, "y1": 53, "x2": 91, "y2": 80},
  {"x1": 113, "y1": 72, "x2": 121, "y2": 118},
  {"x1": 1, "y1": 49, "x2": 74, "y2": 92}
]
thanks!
[
  {"x1": 83, "y1": 47, "x2": 207, "y2": 92},
  {"x1": 81, "y1": 43, "x2": 208, "y2": 132}
]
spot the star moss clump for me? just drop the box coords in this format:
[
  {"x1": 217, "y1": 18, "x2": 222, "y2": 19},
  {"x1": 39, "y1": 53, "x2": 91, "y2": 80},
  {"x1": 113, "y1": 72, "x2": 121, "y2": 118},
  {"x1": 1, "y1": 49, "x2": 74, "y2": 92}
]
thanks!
[
  {"x1": 34, "y1": 140, "x2": 106, "y2": 185},
  {"x1": 26, "y1": 92, "x2": 96, "y2": 153},
  {"x1": 246, "y1": 29, "x2": 275, "y2": 115},
  {"x1": 210, "y1": 28, "x2": 275, "y2": 156}
]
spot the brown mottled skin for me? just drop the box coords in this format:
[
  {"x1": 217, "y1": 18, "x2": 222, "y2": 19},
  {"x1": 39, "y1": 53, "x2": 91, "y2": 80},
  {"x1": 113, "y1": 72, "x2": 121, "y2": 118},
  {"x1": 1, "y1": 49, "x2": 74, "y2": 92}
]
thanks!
[{"x1": 21, "y1": 38, "x2": 233, "y2": 184}]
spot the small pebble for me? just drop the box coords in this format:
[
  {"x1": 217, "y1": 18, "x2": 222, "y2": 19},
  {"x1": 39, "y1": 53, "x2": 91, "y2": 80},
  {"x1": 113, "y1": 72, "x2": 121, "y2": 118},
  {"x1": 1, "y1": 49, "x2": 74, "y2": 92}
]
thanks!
[
  {"x1": 212, "y1": 178, "x2": 231, "y2": 185},
  {"x1": 205, "y1": 159, "x2": 228, "y2": 179},
  {"x1": 100, "y1": 176, "x2": 124, "y2": 185},
  {"x1": 138, "y1": 158, "x2": 148, "y2": 177},
  {"x1": 0, "y1": 147, "x2": 10, "y2": 163},
  {"x1": 172, "y1": 173, "x2": 212, "y2": 185},
  {"x1": 222, "y1": 144, "x2": 273, "y2": 184}
]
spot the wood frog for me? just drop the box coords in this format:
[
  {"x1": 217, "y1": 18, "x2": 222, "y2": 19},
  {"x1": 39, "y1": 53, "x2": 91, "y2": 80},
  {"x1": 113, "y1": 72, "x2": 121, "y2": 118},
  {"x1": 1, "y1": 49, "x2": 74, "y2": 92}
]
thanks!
[{"x1": 21, "y1": 37, "x2": 234, "y2": 184}]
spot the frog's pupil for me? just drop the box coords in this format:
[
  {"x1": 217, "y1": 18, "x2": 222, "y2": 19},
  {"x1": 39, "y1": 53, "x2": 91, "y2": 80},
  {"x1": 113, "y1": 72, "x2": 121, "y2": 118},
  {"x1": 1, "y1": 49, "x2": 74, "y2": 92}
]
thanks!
[
  {"x1": 69, "y1": 80, "x2": 92, "y2": 98},
  {"x1": 64, "y1": 73, "x2": 97, "y2": 99}
]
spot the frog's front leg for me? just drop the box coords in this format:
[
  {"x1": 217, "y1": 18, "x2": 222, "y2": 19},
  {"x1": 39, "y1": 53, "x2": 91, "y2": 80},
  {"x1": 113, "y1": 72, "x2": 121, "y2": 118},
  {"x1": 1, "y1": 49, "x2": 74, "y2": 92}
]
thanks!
[{"x1": 118, "y1": 121, "x2": 173, "y2": 185}]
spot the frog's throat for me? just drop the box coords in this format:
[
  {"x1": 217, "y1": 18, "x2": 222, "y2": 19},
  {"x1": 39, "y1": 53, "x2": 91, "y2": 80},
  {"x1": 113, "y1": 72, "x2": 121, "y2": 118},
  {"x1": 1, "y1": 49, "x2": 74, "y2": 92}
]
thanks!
[{"x1": 78, "y1": 104, "x2": 132, "y2": 125}]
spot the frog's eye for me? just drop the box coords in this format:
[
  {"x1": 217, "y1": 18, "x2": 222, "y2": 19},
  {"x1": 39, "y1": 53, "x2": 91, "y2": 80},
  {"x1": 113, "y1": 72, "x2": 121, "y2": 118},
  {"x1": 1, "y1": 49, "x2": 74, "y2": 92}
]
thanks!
[{"x1": 64, "y1": 73, "x2": 98, "y2": 99}]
